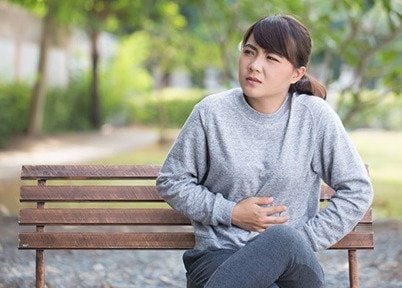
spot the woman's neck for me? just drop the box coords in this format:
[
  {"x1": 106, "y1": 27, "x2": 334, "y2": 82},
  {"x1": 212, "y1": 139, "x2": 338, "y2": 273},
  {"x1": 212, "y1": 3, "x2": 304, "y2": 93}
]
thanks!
[{"x1": 244, "y1": 93, "x2": 289, "y2": 114}]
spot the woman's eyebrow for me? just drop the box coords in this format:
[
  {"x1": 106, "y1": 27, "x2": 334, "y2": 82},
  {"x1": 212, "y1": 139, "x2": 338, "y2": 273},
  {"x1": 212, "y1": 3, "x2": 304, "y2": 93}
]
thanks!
[{"x1": 243, "y1": 43, "x2": 258, "y2": 52}]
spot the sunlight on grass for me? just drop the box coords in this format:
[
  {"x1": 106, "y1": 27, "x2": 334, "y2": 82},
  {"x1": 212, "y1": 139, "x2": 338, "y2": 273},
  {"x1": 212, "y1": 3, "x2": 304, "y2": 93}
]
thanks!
[
  {"x1": 349, "y1": 130, "x2": 402, "y2": 219},
  {"x1": 92, "y1": 142, "x2": 171, "y2": 165}
]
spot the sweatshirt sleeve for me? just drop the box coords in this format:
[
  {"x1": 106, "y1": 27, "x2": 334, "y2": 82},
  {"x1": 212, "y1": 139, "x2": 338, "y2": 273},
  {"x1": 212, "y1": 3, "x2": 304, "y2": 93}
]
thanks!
[
  {"x1": 156, "y1": 104, "x2": 236, "y2": 227},
  {"x1": 302, "y1": 102, "x2": 373, "y2": 251}
]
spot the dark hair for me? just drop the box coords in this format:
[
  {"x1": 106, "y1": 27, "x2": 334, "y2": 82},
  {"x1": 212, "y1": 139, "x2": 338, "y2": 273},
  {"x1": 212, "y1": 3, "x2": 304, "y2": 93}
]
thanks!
[{"x1": 242, "y1": 15, "x2": 326, "y2": 99}]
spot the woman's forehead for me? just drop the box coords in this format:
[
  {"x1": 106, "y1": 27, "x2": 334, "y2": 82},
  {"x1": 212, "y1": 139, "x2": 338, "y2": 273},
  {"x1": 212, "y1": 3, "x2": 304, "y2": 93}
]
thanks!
[{"x1": 244, "y1": 33, "x2": 281, "y2": 56}]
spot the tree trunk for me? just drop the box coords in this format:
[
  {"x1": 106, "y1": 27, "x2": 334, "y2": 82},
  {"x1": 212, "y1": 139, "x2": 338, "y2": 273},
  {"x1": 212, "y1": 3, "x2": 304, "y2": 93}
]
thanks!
[
  {"x1": 89, "y1": 29, "x2": 101, "y2": 129},
  {"x1": 27, "y1": 13, "x2": 52, "y2": 136},
  {"x1": 154, "y1": 69, "x2": 170, "y2": 144}
]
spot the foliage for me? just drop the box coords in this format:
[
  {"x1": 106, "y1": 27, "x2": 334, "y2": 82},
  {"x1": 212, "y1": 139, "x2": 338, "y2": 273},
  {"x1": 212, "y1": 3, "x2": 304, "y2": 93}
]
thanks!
[
  {"x1": 299, "y1": 0, "x2": 402, "y2": 125},
  {"x1": 143, "y1": 1, "x2": 190, "y2": 84},
  {"x1": 43, "y1": 75, "x2": 92, "y2": 133},
  {"x1": 100, "y1": 31, "x2": 153, "y2": 125},
  {"x1": 185, "y1": 0, "x2": 293, "y2": 85},
  {"x1": 337, "y1": 90, "x2": 402, "y2": 130},
  {"x1": 0, "y1": 82, "x2": 30, "y2": 147},
  {"x1": 129, "y1": 88, "x2": 205, "y2": 128},
  {"x1": 5, "y1": 0, "x2": 402, "y2": 137}
]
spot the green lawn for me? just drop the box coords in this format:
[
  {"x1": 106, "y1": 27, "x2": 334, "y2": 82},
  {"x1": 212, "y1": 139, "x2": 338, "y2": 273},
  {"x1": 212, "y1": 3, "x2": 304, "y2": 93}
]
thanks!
[
  {"x1": 349, "y1": 130, "x2": 402, "y2": 219},
  {"x1": 95, "y1": 129, "x2": 402, "y2": 220}
]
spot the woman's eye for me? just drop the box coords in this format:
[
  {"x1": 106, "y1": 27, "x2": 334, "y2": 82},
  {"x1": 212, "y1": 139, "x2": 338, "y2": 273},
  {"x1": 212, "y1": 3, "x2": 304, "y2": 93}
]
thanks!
[
  {"x1": 243, "y1": 49, "x2": 254, "y2": 55},
  {"x1": 266, "y1": 55, "x2": 279, "y2": 62}
]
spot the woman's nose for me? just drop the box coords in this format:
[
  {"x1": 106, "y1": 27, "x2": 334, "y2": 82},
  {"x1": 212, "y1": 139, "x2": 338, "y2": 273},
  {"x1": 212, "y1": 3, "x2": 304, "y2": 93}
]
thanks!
[{"x1": 248, "y1": 57, "x2": 263, "y2": 72}]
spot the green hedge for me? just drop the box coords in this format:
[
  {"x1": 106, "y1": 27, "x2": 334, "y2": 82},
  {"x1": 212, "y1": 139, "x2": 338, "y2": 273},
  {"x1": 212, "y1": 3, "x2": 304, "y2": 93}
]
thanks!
[
  {"x1": 129, "y1": 88, "x2": 205, "y2": 128},
  {"x1": 0, "y1": 78, "x2": 93, "y2": 147},
  {"x1": 0, "y1": 82, "x2": 30, "y2": 147},
  {"x1": 43, "y1": 76, "x2": 92, "y2": 133}
]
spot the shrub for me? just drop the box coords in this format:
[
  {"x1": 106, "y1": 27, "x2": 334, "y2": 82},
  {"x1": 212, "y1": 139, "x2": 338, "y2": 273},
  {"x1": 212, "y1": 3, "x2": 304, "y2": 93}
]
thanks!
[
  {"x1": 100, "y1": 31, "x2": 153, "y2": 126},
  {"x1": 129, "y1": 88, "x2": 205, "y2": 128},
  {"x1": 0, "y1": 82, "x2": 30, "y2": 147},
  {"x1": 43, "y1": 75, "x2": 92, "y2": 133}
]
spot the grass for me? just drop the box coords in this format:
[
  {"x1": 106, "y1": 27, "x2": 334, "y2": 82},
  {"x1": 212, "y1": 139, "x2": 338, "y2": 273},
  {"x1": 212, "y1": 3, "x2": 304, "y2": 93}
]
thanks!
[
  {"x1": 92, "y1": 142, "x2": 172, "y2": 165},
  {"x1": 349, "y1": 130, "x2": 402, "y2": 219},
  {"x1": 94, "y1": 129, "x2": 402, "y2": 220}
]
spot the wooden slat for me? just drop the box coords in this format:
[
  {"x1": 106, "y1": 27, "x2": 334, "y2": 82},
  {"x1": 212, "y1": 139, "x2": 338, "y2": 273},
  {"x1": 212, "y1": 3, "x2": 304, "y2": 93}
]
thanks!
[
  {"x1": 19, "y1": 232, "x2": 195, "y2": 249},
  {"x1": 21, "y1": 185, "x2": 335, "y2": 202},
  {"x1": 21, "y1": 165, "x2": 160, "y2": 180},
  {"x1": 358, "y1": 208, "x2": 373, "y2": 224},
  {"x1": 329, "y1": 231, "x2": 374, "y2": 250},
  {"x1": 20, "y1": 186, "x2": 163, "y2": 202},
  {"x1": 21, "y1": 165, "x2": 350, "y2": 200},
  {"x1": 19, "y1": 208, "x2": 191, "y2": 225},
  {"x1": 18, "y1": 231, "x2": 373, "y2": 250}
]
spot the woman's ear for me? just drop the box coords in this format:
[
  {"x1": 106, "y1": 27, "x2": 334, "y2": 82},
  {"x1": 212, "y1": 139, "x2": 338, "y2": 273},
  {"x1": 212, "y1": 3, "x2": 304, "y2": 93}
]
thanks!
[{"x1": 291, "y1": 66, "x2": 306, "y2": 84}]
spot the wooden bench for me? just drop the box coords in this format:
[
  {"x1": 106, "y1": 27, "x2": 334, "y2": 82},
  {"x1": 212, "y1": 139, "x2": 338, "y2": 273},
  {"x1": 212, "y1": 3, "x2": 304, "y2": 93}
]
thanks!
[{"x1": 18, "y1": 165, "x2": 373, "y2": 288}]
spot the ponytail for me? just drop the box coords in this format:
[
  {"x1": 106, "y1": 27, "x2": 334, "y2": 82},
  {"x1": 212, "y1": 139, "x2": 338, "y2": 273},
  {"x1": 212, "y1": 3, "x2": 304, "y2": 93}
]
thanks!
[{"x1": 290, "y1": 73, "x2": 327, "y2": 100}]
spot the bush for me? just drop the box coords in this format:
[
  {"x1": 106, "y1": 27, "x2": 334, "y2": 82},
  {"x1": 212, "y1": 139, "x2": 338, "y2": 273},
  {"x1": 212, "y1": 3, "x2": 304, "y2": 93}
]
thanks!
[
  {"x1": 0, "y1": 82, "x2": 30, "y2": 147},
  {"x1": 100, "y1": 31, "x2": 153, "y2": 126},
  {"x1": 129, "y1": 88, "x2": 205, "y2": 128},
  {"x1": 43, "y1": 75, "x2": 92, "y2": 133}
]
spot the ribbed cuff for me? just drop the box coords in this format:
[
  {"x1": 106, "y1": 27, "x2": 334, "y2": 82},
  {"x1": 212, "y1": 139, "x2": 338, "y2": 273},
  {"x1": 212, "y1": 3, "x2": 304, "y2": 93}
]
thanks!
[{"x1": 211, "y1": 193, "x2": 237, "y2": 226}]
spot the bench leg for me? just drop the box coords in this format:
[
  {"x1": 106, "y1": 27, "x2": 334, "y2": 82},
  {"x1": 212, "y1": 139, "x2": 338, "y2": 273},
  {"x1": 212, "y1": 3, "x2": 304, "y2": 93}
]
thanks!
[
  {"x1": 36, "y1": 249, "x2": 45, "y2": 288},
  {"x1": 348, "y1": 249, "x2": 359, "y2": 288}
]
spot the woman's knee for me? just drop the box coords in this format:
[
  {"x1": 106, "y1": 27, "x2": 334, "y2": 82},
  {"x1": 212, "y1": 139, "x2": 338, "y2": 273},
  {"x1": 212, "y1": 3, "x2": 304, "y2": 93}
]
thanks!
[
  {"x1": 261, "y1": 225, "x2": 305, "y2": 248},
  {"x1": 258, "y1": 225, "x2": 317, "y2": 264},
  {"x1": 263, "y1": 226, "x2": 325, "y2": 287}
]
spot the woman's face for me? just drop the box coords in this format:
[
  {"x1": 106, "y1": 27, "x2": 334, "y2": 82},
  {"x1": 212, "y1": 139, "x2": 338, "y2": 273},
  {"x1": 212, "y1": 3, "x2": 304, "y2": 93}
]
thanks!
[{"x1": 238, "y1": 33, "x2": 305, "y2": 104}]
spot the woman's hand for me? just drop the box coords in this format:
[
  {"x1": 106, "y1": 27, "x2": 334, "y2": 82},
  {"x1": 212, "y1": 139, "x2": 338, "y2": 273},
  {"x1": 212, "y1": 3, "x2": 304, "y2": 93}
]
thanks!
[{"x1": 231, "y1": 197, "x2": 288, "y2": 232}]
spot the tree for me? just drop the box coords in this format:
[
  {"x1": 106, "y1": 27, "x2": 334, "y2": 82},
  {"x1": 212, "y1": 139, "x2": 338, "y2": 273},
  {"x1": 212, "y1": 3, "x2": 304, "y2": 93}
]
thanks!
[
  {"x1": 74, "y1": 0, "x2": 149, "y2": 128},
  {"x1": 9, "y1": 0, "x2": 81, "y2": 136},
  {"x1": 192, "y1": 0, "x2": 402, "y2": 126},
  {"x1": 274, "y1": 0, "x2": 402, "y2": 126}
]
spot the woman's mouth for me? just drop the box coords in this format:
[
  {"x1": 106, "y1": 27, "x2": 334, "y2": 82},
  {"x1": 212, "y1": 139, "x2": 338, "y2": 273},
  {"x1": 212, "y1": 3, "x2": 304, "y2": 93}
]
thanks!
[{"x1": 246, "y1": 76, "x2": 262, "y2": 84}]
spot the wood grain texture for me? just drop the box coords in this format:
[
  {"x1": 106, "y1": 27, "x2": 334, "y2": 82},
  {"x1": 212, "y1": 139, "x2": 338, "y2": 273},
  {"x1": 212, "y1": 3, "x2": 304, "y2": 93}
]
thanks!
[
  {"x1": 330, "y1": 232, "x2": 374, "y2": 249},
  {"x1": 19, "y1": 232, "x2": 195, "y2": 249},
  {"x1": 19, "y1": 208, "x2": 191, "y2": 225},
  {"x1": 21, "y1": 165, "x2": 160, "y2": 180},
  {"x1": 20, "y1": 186, "x2": 163, "y2": 202}
]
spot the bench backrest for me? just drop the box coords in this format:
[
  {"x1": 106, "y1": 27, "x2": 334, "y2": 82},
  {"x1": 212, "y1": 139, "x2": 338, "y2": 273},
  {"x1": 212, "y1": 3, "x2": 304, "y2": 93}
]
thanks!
[{"x1": 18, "y1": 165, "x2": 373, "y2": 250}]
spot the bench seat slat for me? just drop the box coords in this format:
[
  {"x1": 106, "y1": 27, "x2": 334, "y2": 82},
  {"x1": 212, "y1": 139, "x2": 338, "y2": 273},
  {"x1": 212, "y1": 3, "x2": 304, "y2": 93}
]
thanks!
[
  {"x1": 20, "y1": 185, "x2": 343, "y2": 203},
  {"x1": 19, "y1": 232, "x2": 195, "y2": 249},
  {"x1": 330, "y1": 231, "x2": 374, "y2": 250},
  {"x1": 19, "y1": 208, "x2": 191, "y2": 225},
  {"x1": 357, "y1": 209, "x2": 372, "y2": 224},
  {"x1": 21, "y1": 165, "x2": 160, "y2": 180},
  {"x1": 20, "y1": 186, "x2": 163, "y2": 202},
  {"x1": 18, "y1": 231, "x2": 373, "y2": 250}
]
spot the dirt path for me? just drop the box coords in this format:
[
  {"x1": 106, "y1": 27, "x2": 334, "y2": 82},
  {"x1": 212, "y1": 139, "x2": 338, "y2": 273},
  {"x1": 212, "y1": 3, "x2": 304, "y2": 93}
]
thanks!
[
  {"x1": 0, "y1": 125, "x2": 159, "y2": 180},
  {"x1": 0, "y1": 125, "x2": 159, "y2": 216}
]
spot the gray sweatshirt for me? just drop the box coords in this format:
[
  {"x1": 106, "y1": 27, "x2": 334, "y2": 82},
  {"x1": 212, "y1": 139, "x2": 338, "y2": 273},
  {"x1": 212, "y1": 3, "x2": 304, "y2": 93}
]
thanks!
[{"x1": 156, "y1": 88, "x2": 373, "y2": 252}]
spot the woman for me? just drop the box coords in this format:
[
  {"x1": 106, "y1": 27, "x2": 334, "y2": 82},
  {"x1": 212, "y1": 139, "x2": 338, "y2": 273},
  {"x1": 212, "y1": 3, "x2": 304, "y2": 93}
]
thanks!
[{"x1": 156, "y1": 14, "x2": 373, "y2": 288}]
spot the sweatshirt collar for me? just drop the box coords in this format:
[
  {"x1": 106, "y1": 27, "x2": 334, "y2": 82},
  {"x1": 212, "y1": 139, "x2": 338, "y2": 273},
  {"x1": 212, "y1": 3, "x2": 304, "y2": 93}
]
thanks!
[{"x1": 234, "y1": 88, "x2": 290, "y2": 124}]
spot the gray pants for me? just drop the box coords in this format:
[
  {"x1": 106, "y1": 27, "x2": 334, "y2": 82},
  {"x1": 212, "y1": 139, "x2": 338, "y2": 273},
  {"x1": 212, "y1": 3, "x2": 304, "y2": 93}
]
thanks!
[{"x1": 183, "y1": 225, "x2": 325, "y2": 288}]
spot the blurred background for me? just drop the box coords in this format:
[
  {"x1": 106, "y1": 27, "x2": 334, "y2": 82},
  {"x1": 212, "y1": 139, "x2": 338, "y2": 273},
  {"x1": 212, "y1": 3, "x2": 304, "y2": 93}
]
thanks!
[{"x1": 0, "y1": 0, "x2": 401, "y2": 287}]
